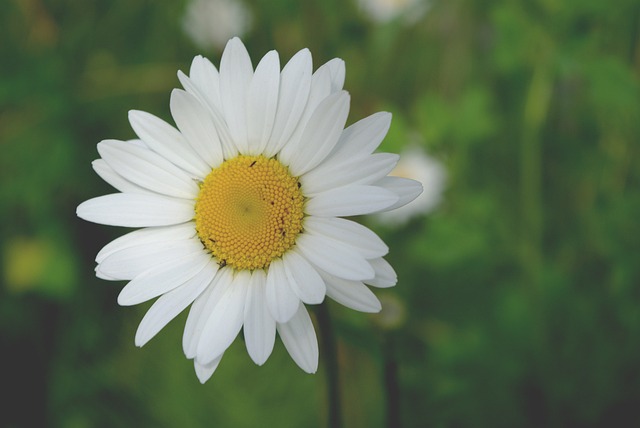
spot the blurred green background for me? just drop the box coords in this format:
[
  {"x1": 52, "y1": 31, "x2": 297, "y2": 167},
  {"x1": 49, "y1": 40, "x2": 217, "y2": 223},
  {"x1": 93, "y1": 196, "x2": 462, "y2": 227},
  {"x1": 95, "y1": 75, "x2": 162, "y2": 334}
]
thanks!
[{"x1": 2, "y1": 0, "x2": 640, "y2": 427}]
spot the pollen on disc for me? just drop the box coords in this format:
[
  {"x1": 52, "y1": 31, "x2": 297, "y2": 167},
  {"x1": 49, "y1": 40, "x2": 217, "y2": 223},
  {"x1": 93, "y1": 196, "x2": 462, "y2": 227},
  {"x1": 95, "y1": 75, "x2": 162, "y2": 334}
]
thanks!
[{"x1": 194, "y1": 155, "x2": 305, "y2": 270}]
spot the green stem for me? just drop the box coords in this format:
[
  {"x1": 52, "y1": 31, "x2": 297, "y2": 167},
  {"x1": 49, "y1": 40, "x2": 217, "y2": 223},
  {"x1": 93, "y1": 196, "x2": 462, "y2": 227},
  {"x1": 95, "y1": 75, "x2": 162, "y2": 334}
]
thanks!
[
  {"x1": 316, "y1": 302, "x2": 343, "y2": 428},
  {"x1": 383, "y1": 334, "x2": 401, "y2": 428},
  {"x1": 520, "y1": 58, "x2": 551, "y2": 288}
]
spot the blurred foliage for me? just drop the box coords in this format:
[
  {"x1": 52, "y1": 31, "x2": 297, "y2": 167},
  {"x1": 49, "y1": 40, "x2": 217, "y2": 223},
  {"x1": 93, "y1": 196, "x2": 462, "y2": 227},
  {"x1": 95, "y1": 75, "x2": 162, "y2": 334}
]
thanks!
[{"x1": 1, "y1": 0, "x2": 639, "y2": 427}]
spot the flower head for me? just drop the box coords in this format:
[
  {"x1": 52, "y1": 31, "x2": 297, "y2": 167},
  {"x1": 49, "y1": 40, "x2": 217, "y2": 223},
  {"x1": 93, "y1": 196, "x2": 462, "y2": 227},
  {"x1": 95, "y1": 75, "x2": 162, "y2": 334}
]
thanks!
[
  {"x1": 358, "y1": 0, "x2": 430, "y2": 24},
  {"x1": 182, "y1": 0, "x2": 252, "y2": 51},
  {"x1": 77, "y1": 38, "x2": 422, "y2": 383}
]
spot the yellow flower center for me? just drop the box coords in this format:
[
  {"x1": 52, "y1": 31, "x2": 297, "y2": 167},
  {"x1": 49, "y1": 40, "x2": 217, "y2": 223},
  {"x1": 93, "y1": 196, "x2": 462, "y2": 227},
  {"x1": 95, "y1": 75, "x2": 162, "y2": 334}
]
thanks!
[{"x1": 195, "y1": 155, "x2": 305, "y2": 270}]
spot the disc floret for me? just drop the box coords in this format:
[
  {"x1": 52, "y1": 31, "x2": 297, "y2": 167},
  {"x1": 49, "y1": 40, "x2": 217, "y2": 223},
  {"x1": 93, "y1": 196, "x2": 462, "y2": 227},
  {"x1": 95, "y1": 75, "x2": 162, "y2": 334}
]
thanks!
[{"x1": 195, "y1": 155, "x2": 305, "y2": 270}]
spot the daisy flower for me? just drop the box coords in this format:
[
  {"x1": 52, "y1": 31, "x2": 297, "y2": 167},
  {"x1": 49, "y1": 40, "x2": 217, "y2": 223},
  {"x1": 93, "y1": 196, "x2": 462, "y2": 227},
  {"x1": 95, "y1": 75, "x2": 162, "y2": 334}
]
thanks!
[
  {"x1": 182, "y1": 0, "x2": 252, "y2": 52},
  {"x1": 77, "y1": 38, "x2": 422, "y2": 383},
  {"x1": 358, "y1": 0, "x2": 431, "y2": 24}
]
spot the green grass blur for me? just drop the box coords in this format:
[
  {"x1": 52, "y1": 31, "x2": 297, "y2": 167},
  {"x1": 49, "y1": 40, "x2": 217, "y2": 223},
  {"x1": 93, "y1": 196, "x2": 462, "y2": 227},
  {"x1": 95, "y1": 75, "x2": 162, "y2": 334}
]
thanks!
[{"x1": 1, "y1": 0, "x2": 639, "y2": 427}]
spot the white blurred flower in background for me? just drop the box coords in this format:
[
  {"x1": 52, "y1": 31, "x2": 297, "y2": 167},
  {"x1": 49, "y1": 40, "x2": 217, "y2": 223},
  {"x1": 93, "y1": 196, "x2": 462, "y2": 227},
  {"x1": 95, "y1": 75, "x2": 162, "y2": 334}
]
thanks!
[
  {"x1": 375, "y1": 145, "x2": 445, "y2": 226},
  {"x1": 182, "y1": 0, "x2": 252, "y2": 51},
  {"x1": 358, "y1": 0, "x2": 430, "y2": 24},
  {"x1": 373, "y1": 292, "x2": 406, "y2": 330}
]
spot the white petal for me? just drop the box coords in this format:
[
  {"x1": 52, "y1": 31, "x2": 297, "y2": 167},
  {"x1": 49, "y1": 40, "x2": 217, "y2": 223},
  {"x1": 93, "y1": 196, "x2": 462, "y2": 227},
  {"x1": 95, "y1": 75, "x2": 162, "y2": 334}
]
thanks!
[
  {"x1": 170, "y1": 89, "x2": 224, "y2": 168},
  {"x1": 219, "y1": 37, "x2": 253, "y2": 153},
  {"x1": 96, "y1": 222, "x2": 196, "y2": 263},
  {"x1": 375, "y1": 176, "x2": 423, "y2": 211},
  {"x1": 97, "y1": 238, "x2": 204, "y2": 281},
  {"x1": 326, "y1": 111, "x2": 391, "y2": 161},
  {"x1": 188, "y1": 55, "x2": 222, "y2": 112},
  {"x1": 265, "y1": 258, "x2": 301, "y2": 323},
  {"x1": 243, "y1": 270, "x2": 276, "y2": 365},
  {"x1": 183, "y1": 268, "x2": 234, "y2": 358},
  {"x1": 135, "y1": 261, "x2": 218, "y2": 347},
  {"x1": 128, "y1": 139, "x2": 148, "y2": 149},
  {"x1": 277, "y1": 305, "x2": 318, "y2": 374},
  {"x1": 92, "y1": 159, "x2": 153, "y2": 195},
  {"x1": 97, "y1": 140, "x2": 199, "y2": 199},
  {"x1": 301, "y1": 153, "x2": 399, "y2": 195},
  {"x1": 95, "y1": 270, "x2": 118, "y2": 281},
  {"x1": 303, "y1": 217, "x2": 388, "y2": 259},
  {"x1": 77, "y1": 193, "x2": 195, "y2": 227},
  {"x1": 305, "y1": 185, "x2": 399, "y2": 217},
  {"x1": 282, "y1": 249, "x2": 326, "y2": 304},
  {"x1": 264, "y1": 48, "x2": 312, "y2": 157},
  {"x1": 287, "y1": 91, "x2": 350, "y2": 176},
  {"x1": 194, "y1": 356, "x2": 222, "y2": 384},
  {"x1": 295, "y1": 233, "x2": 374, "y2": 281},
  {"x1": 117, "y1": 251, "x2": 211, "y2": 306},
  {"x1": 314, "y1": 58, "x2": 345, "y2": 92},
  {"x1": 247, "y1": 50, "x2": 280, "y2": 155},
  {"x1": 196, "y1": 270, "x2": 249, "y2": 364},
  {"x1": 128, "y1": 110, "x2": 210, "y2": 178},
  {"x1": 178, "y1": 71, "x2": 206, "y2": 106},
  {"x1": 324, "y1": 58, "x2": 345, "y2": 92},
  {"x1": 365, "y1": 257, "x2": 397, "y2": 288},
  {"x1": 320, "y1": 270, "x2": 381, "y2": 313},
  {"x1": 178, "y1": 72, "x2": 239, "y2": 160},
  {"x1": 278, "y1": 63, "x2": 333, "y2": 164}
]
